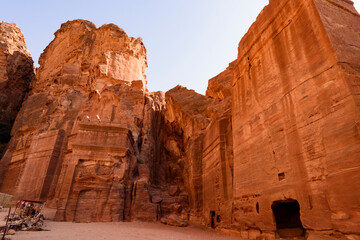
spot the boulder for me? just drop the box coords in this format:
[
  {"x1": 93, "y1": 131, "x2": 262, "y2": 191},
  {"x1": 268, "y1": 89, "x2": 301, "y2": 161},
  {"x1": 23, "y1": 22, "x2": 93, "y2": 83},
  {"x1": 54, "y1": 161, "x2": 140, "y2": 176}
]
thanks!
[{"x1": 160, "y1": 214, "x2": 188, "y2": 227}]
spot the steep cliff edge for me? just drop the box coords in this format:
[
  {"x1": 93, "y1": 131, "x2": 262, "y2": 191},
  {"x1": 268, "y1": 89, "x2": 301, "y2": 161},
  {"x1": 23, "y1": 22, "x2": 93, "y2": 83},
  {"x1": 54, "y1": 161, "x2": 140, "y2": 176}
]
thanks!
[
  {"x1": 162, "y1": 77, "x2": 233, "y2": 226},
  {"x1": 231, "y1": 0, "x2": 360, "y2": 236},
  {"x1": 162, "y1": 0, "x2": 360, "y2": 237},
  {"x1": 205, "y1": 61, "x2": 235, "y2": 101},
  {"x1": 0, "y1": 0, "x2": 359, "y2": 238},
  {"x1": 0, "y1": 22, "x2": 34, "y2": 159},
  {"x1": 0, "y1": 19, "x2": 166, "y2": 222}
]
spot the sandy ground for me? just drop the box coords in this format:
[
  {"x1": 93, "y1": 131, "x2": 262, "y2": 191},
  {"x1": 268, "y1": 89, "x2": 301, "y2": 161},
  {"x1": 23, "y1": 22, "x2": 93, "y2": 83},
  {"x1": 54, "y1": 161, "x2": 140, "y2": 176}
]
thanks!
[{"x1": 0, "y1": 208, "x2": 242, "y2": 240}]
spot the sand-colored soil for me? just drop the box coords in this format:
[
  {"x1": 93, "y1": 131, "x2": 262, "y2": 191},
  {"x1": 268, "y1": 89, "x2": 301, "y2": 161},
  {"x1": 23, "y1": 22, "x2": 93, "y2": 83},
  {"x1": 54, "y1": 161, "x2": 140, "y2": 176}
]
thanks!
[
  {"x1": 11, "y1": 221, "x2": 243, "y2": 240},
  {"x1": 0, "y1": 208, "x2": 242, "y2": 240}
]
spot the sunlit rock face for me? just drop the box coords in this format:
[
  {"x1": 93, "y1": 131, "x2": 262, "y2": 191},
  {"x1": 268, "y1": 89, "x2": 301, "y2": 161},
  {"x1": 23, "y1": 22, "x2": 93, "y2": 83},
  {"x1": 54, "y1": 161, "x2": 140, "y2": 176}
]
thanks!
[
  {"x1": 36, "y1": 20, "x2": 147, "y2": 92},
  {"x1": 206, "y1": 61, "x2": 235, "y2": 101},
  {"x1": 0, "y1": 0, "x2": 359, "y2": 238},
  {"x1": 162, "y1": 0, "x2": 360, "y2": 237},
  {"x1": 0, "y1": 22, "x2": 34, "y2": 159},
  {"x1": 0, "y1": 19, "x2": 164, "y2": 222},
  {"x1": 231, "y1": 0, "x2": 360, "y2": 236}
]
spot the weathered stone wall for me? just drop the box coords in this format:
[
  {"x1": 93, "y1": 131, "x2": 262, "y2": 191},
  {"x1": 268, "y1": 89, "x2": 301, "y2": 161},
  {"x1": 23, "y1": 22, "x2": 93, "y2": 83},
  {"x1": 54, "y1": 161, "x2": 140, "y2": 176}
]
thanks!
[
  {"x1": 206, "y1": 61, "x2": 235, "y2": 101},
  {"x1": 162, "y1": 78, "x2": 233, "y2": 225},
  {"x1": 0, "y1": 22, "x2": 34, "y2": 159},
  {"x1": 202, "y1": 112, "x2": 233, "y2": 229},
  {"x1": 0, "y1": 20, "x2": 164, "y2": 223},
  {"x1": 54, "y1": 123, "x2": 135, "y2": 222},
  {"x1": 0, "y1": 0, "x2": 359, "y2": 238},
  {"x1": 312, "y1": 0, "x2": 360, "y2": 234},
  {"x1": 231, "y1": 0, "x2": 360, "y2": 235},
  {"x1": 14, "y1": 130, "x2": 64, "y2": 200}
]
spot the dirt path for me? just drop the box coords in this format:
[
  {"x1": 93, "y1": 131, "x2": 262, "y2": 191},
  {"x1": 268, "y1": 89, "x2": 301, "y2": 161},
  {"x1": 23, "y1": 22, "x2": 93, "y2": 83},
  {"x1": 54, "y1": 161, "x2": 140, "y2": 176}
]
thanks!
[
  {"x1": 10, "y1": 221, "x2": 242, "y2": 240},
  {"x1": 0, "y1": 208, "x2": 242, "y2": 240}
]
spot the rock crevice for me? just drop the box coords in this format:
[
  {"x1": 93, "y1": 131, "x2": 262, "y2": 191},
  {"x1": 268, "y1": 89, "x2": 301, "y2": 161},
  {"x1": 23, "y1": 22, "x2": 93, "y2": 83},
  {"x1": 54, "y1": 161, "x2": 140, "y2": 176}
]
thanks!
[{"x1": 0, "y1": 0, "x2": 359, "y2": 239}]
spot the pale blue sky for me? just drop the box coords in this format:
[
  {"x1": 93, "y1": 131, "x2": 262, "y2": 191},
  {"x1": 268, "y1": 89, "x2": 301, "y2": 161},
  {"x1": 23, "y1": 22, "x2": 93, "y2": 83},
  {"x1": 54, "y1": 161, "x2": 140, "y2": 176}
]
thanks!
[{"x1": 1, "y1": 1, "x2": 359, "y2": 94}]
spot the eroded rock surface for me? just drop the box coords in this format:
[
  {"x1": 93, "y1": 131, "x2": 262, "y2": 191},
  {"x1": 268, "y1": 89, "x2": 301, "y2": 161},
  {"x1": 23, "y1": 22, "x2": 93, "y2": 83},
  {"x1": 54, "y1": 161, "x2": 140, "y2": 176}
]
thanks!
[
  {"x1": 160, "y1": 0, "x2": 360, "y2": 237},
  {"x1": 206, "y1": 61, "x2": 235, "y2": 100},
  {"x1": 162, "y1": 80, "x2": 233, "y2": 226},
  {"x1": 0, "y1": 0, "x2": 359, "y2": 238},
  {"x1": 0, "y1": 22, "x2": 34, "y2": 158},
  {"x1": 231, "y1": 0, "x2": 360, "y2": 236},
  {"x1": 0, "y1": 20, "x2": 164, "y2": 222}
]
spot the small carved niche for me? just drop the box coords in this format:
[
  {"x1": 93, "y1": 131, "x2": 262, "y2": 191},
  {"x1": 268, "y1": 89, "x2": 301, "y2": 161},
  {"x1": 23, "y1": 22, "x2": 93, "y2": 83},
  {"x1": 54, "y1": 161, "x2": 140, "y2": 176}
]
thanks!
[{"x1": 278, "y1": 172, "x2": 285, "y2": 181}]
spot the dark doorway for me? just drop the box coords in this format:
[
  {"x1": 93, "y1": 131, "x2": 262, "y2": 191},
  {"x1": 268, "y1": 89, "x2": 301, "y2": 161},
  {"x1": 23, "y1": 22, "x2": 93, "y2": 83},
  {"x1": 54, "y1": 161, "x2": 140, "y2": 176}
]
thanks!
[
  {"x1": 272, "y1": 200, "x2": 304, "y2": 237},
  {"x1": 210, "y1": 211, "x2": 215, "y2": 228}
]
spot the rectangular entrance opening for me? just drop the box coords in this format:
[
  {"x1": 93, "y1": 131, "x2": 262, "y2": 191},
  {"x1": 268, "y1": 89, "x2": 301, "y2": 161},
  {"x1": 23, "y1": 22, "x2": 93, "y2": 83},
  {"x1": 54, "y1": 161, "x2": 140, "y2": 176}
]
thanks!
[{"x1": 271, "y1": 200, "x2": 304, "y2": 237}]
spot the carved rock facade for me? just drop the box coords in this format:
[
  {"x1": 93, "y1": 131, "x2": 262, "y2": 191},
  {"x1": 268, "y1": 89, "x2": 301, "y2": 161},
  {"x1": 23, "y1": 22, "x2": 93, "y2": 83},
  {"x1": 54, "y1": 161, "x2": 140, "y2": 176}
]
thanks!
[
  {"x1": 0, "y1": 20, "x2": 164, "y2": 222},
  {"x1": 231, "y1": 0, "x2": 360, "y2": 236},
  {"x1": 0, "y1": 0, "x2": 359, "y2": 239}
]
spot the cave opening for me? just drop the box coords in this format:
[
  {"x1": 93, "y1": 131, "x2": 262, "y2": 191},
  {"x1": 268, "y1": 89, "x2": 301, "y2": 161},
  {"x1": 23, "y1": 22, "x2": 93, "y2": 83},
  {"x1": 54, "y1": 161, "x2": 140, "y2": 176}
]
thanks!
[
  {"x1": 271, "y1": 200, "x2": 304, "y2": 237},
  {"x1": 210, "y1": 211, "x2": 215, "y2": 228}
]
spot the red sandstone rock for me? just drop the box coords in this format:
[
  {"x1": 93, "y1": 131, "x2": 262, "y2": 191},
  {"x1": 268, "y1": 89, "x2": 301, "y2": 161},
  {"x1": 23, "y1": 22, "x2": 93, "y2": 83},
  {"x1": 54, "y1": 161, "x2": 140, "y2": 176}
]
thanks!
[
  {"x1": 0, "y1": 0, "x2": 359, "y2": 238},
  {"x1": 231, "y1": 0, "x2": 360, "y2": 235},
  {"x1": 162, "y1": 83, "x2": 233, "y2": 226},
  {"x1": 161, "y1": 0, "x2": 360, "y2": 237},
  {"x1": 0, "y1": 20, "x2": 164, "y2": 223},
  {"x1": 0, "y1": 22, "x2": 34, "y2": 158},
  {"x1": 160, "y1": 214, "x2": 188, "y2": 227},
  {"x1": 165, "y1": 85, "x2": 221, "y2": 140},
  {"x1": 205, "y1": 61, "x2": 235, "y2": 100},
  {"x1": 202, "y1": 112, "x2": 233, "y2": 229}
]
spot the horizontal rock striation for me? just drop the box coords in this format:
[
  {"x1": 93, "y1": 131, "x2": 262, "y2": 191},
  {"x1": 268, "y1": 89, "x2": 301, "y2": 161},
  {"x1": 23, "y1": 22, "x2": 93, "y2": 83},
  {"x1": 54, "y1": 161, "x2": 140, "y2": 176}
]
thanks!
[
  {"x1": 0, "y1": 0, "x2": 359, "y2": 238},
  {"x1": 231, "y1": 0, "x2": 360, "y2": 236}
]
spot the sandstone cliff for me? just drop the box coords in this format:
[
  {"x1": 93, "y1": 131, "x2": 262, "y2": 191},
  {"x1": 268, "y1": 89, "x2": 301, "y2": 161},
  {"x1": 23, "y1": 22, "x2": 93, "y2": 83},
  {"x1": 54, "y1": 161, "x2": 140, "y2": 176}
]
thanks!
[
  {"x1": 0, "y1": 19, "x2": 166, "y2": 223},
  {"x1": 205, "y1": 61, "x2": 235, "y2": 101},
  {"x1": 161, "y1": 77, "x2": 233, "y2": 226},
  {"x1": 0, "y1": 22, "x2": 34, "y2": 159},
  {"x1": 162, "y1": 0, "x2": 360, "y2": 237},
  {"x1": 231, "y1": 0, "x2": 360, "y2": 237},
  {"x1": 0, "y1": 0, "x2": 359, "y2": 239}
]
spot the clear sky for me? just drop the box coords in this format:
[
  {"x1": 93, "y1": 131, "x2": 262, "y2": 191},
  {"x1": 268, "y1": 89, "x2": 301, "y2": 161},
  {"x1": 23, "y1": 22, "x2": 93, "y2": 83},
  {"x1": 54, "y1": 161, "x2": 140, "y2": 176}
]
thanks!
[{"x1": 1, "y1": 0, "x2": 359, "y2": 94}]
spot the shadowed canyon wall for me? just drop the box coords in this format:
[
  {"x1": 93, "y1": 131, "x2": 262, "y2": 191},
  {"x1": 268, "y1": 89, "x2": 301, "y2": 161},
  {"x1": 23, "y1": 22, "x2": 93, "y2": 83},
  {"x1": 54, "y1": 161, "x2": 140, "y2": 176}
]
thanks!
[
  {"x1": 0, "y1": 0, "x2": 359, "y2": 239},
  {"x1": 0, "y1": 22, "x2": 34, "y2": 159}
]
